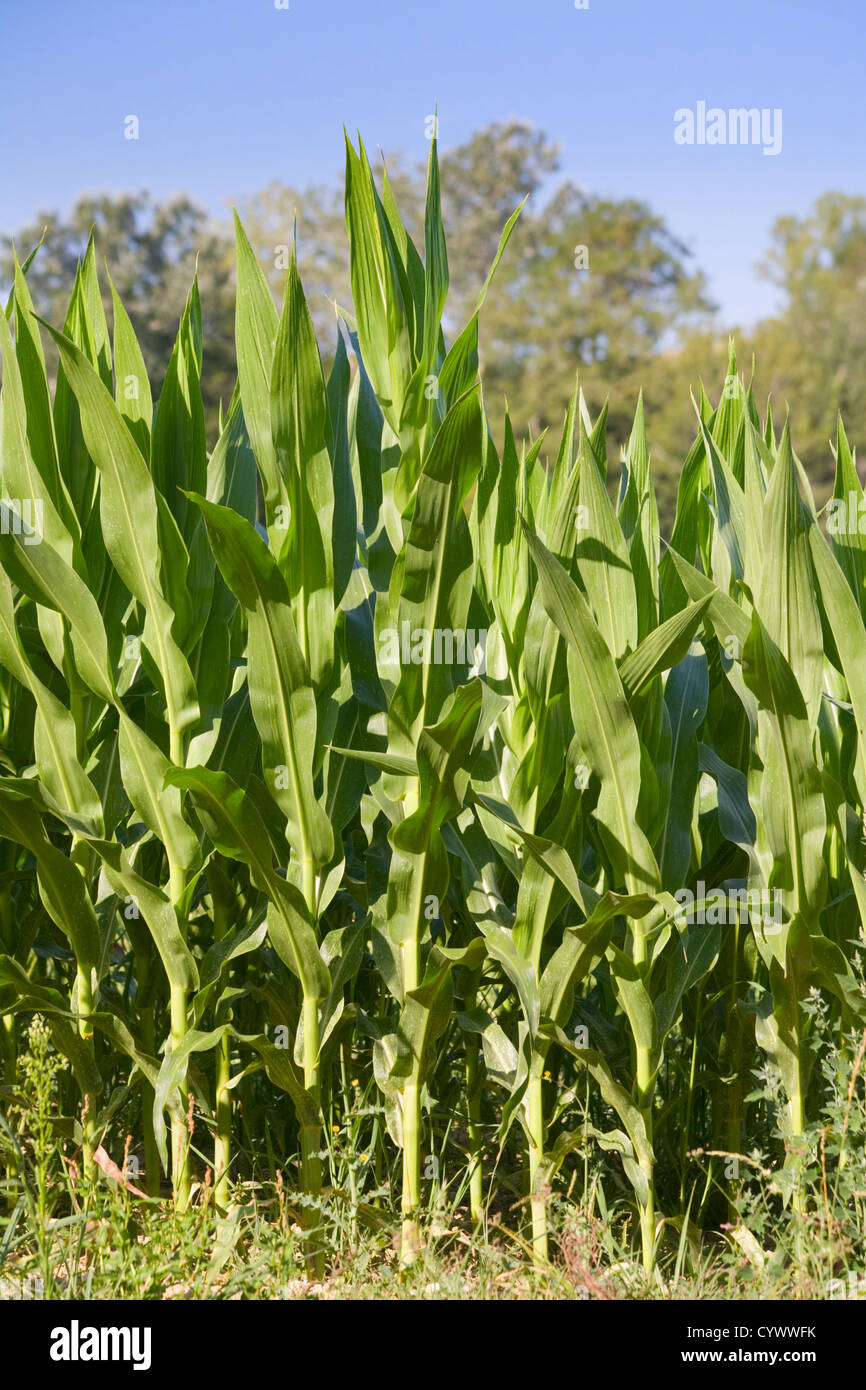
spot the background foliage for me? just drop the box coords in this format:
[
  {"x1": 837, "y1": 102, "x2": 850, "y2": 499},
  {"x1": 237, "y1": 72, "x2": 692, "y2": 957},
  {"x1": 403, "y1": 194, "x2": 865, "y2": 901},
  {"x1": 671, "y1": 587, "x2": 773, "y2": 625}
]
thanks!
[{"x1": 4, "y1": 123, "x2": 864, "y2": 530}]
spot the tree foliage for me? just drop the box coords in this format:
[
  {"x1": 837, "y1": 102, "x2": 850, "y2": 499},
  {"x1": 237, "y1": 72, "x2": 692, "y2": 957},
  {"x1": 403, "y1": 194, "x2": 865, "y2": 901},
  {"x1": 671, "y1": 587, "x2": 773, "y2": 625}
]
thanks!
[{"x1": 4, "y1": 130, "x2": 861, "y2": 531}]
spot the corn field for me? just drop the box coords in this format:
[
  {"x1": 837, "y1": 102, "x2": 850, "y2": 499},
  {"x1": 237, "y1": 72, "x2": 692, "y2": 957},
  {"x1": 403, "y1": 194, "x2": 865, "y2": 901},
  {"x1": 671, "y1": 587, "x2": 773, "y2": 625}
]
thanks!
[{"x1": 1, "y1": 133, "x2": 865, "y2": 1285}]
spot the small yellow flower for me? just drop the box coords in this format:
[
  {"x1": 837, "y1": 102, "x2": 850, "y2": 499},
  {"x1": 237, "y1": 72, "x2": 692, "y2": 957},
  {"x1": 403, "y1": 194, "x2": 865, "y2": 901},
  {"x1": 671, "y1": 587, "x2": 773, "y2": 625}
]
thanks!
[
  {"x1": 359, "y1": 1154, "x2": 368, "y2": 1162},
  {"x1": 332, "y1": 1124, "x2": 340, "y2": 1134},
  {"x1": 543, "y1": 1071, "x2": 552, "y2": 1081},
  {"x1": 351, "y1": 1079, "x2": 360, "y2": 1087}
]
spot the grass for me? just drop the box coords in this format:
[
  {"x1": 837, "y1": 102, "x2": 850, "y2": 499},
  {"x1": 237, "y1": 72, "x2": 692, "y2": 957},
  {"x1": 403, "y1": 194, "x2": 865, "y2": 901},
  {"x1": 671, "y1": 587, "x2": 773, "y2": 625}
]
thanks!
[
  {"x1": 2, "y1": 1177, "x2": 863, "y2": 1302},
  {"x1": 2, "y1": 1010, "x2": 864, "y2": 1300}
]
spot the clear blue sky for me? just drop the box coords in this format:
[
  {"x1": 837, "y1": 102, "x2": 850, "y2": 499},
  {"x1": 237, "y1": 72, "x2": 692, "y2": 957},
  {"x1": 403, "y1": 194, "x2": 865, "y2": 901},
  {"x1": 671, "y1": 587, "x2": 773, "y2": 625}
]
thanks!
[{"x1": 2, "y1": 0, "x2": 863, "y2": 328}]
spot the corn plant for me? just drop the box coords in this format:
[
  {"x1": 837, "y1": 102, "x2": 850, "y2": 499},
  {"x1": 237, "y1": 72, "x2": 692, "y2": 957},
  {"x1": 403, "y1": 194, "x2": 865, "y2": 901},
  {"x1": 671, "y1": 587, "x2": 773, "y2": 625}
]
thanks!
[{"x1": 1, "y1": 133, "x2": 864, "y2": 1285}]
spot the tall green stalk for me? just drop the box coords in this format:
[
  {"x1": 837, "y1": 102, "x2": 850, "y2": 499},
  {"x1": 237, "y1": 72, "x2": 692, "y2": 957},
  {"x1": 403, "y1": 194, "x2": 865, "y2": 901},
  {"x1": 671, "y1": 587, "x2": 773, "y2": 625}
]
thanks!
[
  {"x1": 526, "y1": 1065, "x2": 548, "y2": 1262},
  {"x1": 210, "y1": 863, "x2": 234, "y2": 1212},
  {"x1": 464, "y1": 987, "x2": 484, "y2": 1225},
  {"x1": 300, "y1": 952, "x2": 323, "y2": 1278},
  {"x1": 631, "y1": 915, "x2": 655, "y2": 1276},
  {"x1": 399, "y1": 934, "x2": 421, "y2": 1262}
]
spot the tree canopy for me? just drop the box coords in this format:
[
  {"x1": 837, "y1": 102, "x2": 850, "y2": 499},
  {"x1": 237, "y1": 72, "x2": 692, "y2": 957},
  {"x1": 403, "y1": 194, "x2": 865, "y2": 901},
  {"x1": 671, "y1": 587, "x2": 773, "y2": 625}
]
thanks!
[{"x1": 3, "y1": 124, "x2": 861, "y2": 530}]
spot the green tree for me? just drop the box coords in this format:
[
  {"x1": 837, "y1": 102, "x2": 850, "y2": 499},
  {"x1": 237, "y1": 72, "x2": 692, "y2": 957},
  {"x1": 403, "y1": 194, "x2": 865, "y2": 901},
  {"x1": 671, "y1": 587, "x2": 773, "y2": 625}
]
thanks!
[
  {"x1": 474, "y1": 177, "x2": 715, "y2": 444},
  {"x1": 19, "y1": 127, "x2": 858, "y2": 538},
  {"x1": 751, "y1": 192, "x2": 866, "y2": 490},
  {"x1": 0, "y1": 193, "x2": 237, "y2": 433}
]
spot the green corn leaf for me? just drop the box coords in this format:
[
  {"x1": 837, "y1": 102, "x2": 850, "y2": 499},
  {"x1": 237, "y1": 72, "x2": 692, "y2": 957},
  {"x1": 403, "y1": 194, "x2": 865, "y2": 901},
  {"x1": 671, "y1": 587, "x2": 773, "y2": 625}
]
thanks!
[
  {"x1": 422, "y1": 135, "x2": 448, "y2": 376},
  {"x1": 742, "y1": 418, "x2": 769, "y2": 587},
  {"x1": 0, "y1": 568, "x2": 103, "y2": 832},
  {"x1": 576, "y1": 425, "x2": 637, "y2": 659},
  {"x1": 826, "y1": 414, "x2": 866, "y2": 614},
  {"x1": 542, "y1": 1024, "x2": 654, "y2": 1210},
  {"x1": 652, "y1": 918, "x2": 722, "y2": 1040},
  {"x1": 606, "y1": 943, "x2": 659, "y2": 1062},
  {"x1": 166, "y1": 765, "x2": 329, "y2": 999},
  {"x1": 618, "y1": 394, "x2": 659, "y2": 642},
  {"x1": 270, "y1": 248, "x2": 335, "y2": 684},
  {"x1": 151, "y1": 281, "x2": 207, "y2": 543},
  {"x1": 539, "y1": 891, "x2": 654, "y2": 1028},
  {"x1": 0, "y1": 780, "x2": 99, "y2": 969},
  {"x1": 698, "y1": 742, "x2": 758, "y2": 870},
  {"x1": 186, "y1": 494, "x2": 333, "y2": 870},
  {"x1": 391, "y1": 679, "x2": 482, "y2": 856},
  {"x1": 660, "y1": 428, "x2": 710, "y2": 615},
  {"x1": 328, "y1": 745, "x2": 417, "y2": 777},
  {"x1": 0, "y1": 303, "x2": 80, "y2": 569},
  {"x1": 754, "y1": 420, "x2": 823, "y2": 730},
  {"x1": 657, "y1": 646, "x2": 708, "y2": 888},
  {"x1": 380, "y1": 385, "x2": 484, "y2": 760},
  {"x1": 87, "y1": 839, "x2": 199, "y2": 992},
  {"x1": 741, "y1": 613, "x2": 827, "y2": 941},
  {"x1": 344, "y1": 135, "x2": 415, "y2": 440},
  {"x1": 52, "y1": 269, "x2": 97, "y2": 527},
  {"x1": 808, "y1": 519, "x2": 866, "y2": 805},
  {"x1": 79, "y1": 231, "x2": 112, "y2": 389},
  {"x1": 11, "y1": 257, "x2": 78, "y2": 542},
  {"x1": 40, "y1": 322, "x2": 199, "y2": 737},
  {"x1": 702, "y1": 422, "x2": 746, "y2": 583},
  {"x1": 108, "y1": 273, "x2": 153, "y2": 455},
  {"x1": 522, "y1": 521, "x2": 660, "y2": 894},
  {"x1": 233, "y1": 213, "x2": 279, "y2": 512},
  {"x1": 152, "y1": 1027, "x2": 226, "y2": 1168},
  {"x1": 0, "y1": 518, "x2": 116, "y2": 704},
  {"x1": 327, "y1": 329, "x2": 357, "y2": 606},
  {"x1": 618, "y1": 597, "x2": 712, "y2": 699}
]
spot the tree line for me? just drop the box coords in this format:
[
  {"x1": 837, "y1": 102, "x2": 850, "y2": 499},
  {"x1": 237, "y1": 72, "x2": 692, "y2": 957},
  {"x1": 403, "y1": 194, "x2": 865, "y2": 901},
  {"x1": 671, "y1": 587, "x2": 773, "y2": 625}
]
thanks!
[{"x1": 4, "y1": 121, "x2": 863, "y2": 528}]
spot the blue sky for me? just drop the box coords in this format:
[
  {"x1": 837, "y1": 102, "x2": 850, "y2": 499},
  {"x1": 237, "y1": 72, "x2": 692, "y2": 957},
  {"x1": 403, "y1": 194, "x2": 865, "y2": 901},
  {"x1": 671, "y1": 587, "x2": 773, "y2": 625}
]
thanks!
[{"x1": 2, "y1": 0, "x2": 863, "y2": 328}]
